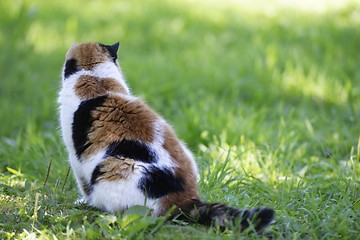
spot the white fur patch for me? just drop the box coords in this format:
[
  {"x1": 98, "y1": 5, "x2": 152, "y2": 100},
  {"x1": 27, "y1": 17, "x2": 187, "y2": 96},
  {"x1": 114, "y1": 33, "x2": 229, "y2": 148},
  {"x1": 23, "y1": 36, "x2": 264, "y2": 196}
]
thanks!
[
  {"x1": 180, "y1": 141, "x2": 199, "y2": 181},
  {"x1": 89, "y1": 172, "x2": 158, "y2": 212},
  {"x1": 151, "y1": 119, "x2": 176, "y2": 170},
  {"x1": 92, "y1": 62, "x2": 130, "y2": 94},
  {"x1": 58, "y1": 73, "x2": 82, "y2": 159}
]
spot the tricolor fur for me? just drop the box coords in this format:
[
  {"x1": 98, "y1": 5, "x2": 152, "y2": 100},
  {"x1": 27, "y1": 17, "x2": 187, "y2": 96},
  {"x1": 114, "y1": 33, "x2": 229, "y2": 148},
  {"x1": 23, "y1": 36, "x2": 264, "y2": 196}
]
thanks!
[{"x1": 58, "y1": 42, "x2": 274, "y2": 232}]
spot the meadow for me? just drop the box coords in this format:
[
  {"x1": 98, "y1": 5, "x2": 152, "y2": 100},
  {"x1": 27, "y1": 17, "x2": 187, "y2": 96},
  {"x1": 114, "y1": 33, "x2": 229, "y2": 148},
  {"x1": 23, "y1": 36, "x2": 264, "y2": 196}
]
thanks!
[{"x1": 0, "y1": 0, "x2": 359, "y2": 239}]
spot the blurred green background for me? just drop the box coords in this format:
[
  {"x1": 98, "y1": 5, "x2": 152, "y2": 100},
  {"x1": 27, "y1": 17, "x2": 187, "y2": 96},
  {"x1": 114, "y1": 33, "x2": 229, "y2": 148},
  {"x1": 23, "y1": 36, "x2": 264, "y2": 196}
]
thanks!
[
  {"x1": 1, "y1": 0, "x2": 359, "y2": 173},
  {"x1": 0, "y1": 0, "x2": 359, "y2": 238}
]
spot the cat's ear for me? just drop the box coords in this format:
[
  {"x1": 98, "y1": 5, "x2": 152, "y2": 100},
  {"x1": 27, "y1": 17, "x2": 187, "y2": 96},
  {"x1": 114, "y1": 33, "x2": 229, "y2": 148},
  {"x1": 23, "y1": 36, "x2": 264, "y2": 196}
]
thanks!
[
  {"x1": 99, "y1": 42, "x2": 119, "y2": 62},
  {"x1": 111, "y1": 42, "x2": 120, "y2": 54}
]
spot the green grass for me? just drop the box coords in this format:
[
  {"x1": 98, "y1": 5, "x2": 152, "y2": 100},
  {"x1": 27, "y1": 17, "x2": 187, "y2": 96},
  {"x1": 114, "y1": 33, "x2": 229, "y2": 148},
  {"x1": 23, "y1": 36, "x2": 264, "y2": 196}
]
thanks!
[{"x1": 1, "y1": 0, "x2": 360, "y2": 239}]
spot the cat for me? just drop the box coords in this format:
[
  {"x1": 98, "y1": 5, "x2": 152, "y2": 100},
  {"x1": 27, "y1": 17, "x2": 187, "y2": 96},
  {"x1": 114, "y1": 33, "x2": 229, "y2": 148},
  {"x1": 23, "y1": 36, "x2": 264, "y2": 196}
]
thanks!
[{"x1": 58, "y1": 42, "x2": 274, "y2": 232}]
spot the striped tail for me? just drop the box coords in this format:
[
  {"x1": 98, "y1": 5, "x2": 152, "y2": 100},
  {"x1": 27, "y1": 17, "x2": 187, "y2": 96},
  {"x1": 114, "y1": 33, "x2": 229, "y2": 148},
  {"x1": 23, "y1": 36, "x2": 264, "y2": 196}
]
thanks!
[{"x1": 175, "y1": 199, "x2": 274, "y2": 232}]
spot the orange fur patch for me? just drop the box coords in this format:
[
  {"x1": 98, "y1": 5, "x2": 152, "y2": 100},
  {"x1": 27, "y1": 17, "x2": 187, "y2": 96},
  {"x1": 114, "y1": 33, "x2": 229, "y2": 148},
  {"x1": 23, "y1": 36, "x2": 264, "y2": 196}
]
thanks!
[
  {"x1": 94, "y1": 157, "x2": 136, "y2": 182},
  {"x1": 82, "y1": 96, "x2": 159, "y2": 157},
  {"x1": 75, "y1": 75, "x2": 127, "y2": 100},
  {"x1": 158, "y1": 125, "x2": 200, "y2": 215},
  {"x1": 66, "y1": 43, "x2": 109, "y2": 69}
]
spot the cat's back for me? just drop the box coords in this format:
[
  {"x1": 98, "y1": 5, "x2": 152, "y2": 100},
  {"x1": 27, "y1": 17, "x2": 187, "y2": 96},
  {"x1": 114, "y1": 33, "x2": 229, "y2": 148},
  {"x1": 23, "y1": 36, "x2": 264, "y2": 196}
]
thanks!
[{"x1": 58, "y1": 42, "x2": 131, "y2": 159}]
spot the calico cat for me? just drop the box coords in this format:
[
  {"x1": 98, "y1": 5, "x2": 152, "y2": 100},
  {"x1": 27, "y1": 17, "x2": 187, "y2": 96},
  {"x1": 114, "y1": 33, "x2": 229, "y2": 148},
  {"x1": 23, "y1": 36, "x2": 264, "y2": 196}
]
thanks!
[{"x1": 58, "y1": 42, "x2": 274, "y2": 232}]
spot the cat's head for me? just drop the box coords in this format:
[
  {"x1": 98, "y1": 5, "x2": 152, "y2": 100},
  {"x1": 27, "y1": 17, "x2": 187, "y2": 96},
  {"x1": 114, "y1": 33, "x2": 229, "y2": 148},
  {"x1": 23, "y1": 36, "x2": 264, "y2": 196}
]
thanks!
[{"x1": 63, "y1": 42, "x2": 120, "y2": 79}]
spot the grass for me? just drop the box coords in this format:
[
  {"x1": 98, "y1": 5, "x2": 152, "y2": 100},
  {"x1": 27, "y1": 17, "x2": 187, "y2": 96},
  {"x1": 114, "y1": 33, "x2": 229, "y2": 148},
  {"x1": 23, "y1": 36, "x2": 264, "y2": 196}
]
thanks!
[{"x1": 1, "y1": 0, "x2": 360, "y2": 239}]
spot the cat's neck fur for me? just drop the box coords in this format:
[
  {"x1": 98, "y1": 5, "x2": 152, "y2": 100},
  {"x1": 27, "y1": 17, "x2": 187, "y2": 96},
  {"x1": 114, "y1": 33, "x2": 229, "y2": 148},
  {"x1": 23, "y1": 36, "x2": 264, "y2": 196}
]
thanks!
[{"x1": 62, "y1": 61, "x2": 130, "y2": 96}]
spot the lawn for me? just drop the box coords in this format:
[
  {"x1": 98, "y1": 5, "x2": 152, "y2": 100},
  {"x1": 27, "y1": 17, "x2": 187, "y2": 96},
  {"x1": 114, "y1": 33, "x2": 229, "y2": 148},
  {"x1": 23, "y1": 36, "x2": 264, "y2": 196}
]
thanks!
[{"x1": 0, "y1": 0, "x2": 359, "y2": 239}]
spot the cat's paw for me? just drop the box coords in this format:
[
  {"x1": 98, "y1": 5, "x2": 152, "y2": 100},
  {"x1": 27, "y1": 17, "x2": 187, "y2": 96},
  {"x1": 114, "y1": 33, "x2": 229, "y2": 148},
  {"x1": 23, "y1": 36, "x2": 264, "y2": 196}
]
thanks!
[{"x1": 74, "y1": 198, "x2": 87, "y2": 205}]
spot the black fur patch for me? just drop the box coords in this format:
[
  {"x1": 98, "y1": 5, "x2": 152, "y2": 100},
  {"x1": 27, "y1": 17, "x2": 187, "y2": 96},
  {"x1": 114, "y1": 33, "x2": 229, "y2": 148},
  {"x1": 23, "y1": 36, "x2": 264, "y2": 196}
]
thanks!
[
  {"x1": 99, "y1": 42, "x2": 119, "y2": 62},
  {"x1": 106, "y1": 140, "x2": 157, "y2": 163},
  {"x1": 64, "y1": 58, "x2": 79, "y2": 79},
  {"x1": 251, "y1": 207, "x2": 275, "y2": 232},
  {"x1": 177, "y1": 201, "x2": 274, "y2": 232},
  {"x1": 189, "y1": 201, "x2": 241, "y2": 226},
  {"x1": 90, "y1": 164, "x2": 104, "y2": 185},
  {"x1": 72, "y1": 96, "x2": 107, "y2": 158},
  {"x1": 138, "y1": 167, "x2": 184, "y2": 199}
]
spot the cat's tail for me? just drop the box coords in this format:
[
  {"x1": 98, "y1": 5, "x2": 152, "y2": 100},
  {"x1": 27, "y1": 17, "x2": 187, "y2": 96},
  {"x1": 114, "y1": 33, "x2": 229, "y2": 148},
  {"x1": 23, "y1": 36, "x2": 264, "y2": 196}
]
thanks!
[{"x1": 175, "y1": 199, "x2": 274, "y2": 232}]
